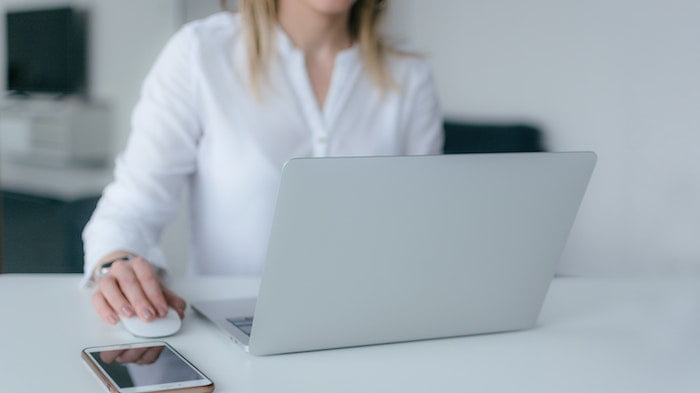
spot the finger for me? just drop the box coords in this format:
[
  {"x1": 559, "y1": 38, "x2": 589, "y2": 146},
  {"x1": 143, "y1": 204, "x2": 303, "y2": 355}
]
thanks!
[
  {"x1": 110, "y1": 261, "x2": 157, "y2": 322},
  {"x1": 162, "y1": 286, "x2": 187, "y2": 319},
  {"x1": 136, "y1": 346, "x2": 164, "y2": 365},
  {"x1": 92, "y1": 291, "x2": 119, "y2": 325},
  {"x1": 115, "y1": 347, "x2": 149, "y2": 363},
  {"x1": 99, "y1": 275, "x2": 135, "y2": 318},
  {"x1": 130, "y1": 258, "x2": 168, "y2": 318}
]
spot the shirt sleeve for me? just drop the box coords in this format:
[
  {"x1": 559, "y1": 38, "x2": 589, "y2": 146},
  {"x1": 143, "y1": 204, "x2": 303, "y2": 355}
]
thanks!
[
  {"x1": 400, "y1": 60, "x2": 444, "y2": 155},
  {"x1": 81, "y1": 25, "x2": 202, "y2": 287}
]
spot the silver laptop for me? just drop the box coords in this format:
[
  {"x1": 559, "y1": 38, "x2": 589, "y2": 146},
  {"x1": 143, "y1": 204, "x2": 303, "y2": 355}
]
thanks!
[{"x1": 193, "y1": 152, "x2": 596, "y2": 355}]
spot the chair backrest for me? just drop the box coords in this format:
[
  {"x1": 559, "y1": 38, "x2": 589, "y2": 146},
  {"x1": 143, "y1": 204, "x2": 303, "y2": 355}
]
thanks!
[{"x1": 443, "y1": 121, "x2": 546, "y2": 154}]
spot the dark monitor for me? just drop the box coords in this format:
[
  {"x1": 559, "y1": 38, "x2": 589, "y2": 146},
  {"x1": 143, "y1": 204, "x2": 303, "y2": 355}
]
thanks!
[{"x1": 6, "y1": 7, "x2": 88, "y2": 95}]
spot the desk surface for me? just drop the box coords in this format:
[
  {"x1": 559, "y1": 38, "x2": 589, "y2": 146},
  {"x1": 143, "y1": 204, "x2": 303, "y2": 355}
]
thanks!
[{"x1": 0, "y1": 274, "x2": 698, "y2": 393}]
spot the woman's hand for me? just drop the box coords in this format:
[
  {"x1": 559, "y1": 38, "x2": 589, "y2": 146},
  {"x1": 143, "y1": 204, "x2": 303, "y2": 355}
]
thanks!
[{"x1": 91, "y1": 253, "x2": 186, "y2": 325}]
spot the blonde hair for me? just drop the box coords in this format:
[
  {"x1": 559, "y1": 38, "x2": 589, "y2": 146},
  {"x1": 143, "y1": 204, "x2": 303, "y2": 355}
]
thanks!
[{"x1": 224, "y1": 0, "x2": 394, "y2": 95}]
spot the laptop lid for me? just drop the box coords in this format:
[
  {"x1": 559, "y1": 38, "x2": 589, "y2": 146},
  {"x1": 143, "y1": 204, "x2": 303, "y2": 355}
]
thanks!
[{"x1": 248, "y1": 152, "x2": 596, "y2": 355}]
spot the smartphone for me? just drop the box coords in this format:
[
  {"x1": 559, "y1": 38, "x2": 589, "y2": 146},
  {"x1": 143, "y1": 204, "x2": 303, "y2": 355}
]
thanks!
[{"x1": 82, "y1": 341, "x2": 214, "y2": 393}]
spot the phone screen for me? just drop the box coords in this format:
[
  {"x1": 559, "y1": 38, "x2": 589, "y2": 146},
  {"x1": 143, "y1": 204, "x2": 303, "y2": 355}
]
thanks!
[{"x1": 86, "y1": 343, "x2": 206, "y2": 389}]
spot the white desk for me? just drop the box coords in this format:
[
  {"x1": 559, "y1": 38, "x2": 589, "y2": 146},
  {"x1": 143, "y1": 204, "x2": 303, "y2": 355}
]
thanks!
[{"x1": 1, "y1": 274, "x2": 698, "y2": 393}]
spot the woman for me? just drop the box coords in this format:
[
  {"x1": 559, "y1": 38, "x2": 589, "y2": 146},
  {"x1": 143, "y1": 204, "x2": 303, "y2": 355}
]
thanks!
[{"x1": 83, "y1": 0, "x2": 443, "y2": 325}]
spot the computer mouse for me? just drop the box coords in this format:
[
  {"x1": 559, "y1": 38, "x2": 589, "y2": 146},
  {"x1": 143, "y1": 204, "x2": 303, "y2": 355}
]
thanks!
[{"x1": 120, "y1": 307, "x2": 182, "y2": 338}]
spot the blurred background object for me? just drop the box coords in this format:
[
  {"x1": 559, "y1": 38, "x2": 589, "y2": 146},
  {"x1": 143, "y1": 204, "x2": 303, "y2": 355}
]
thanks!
[
  {"x1": 0, "y1": 0, "x2": 180, "y2": 273},
  {"x1": 1, "y1": 0, "x2": 698, "y2": 277},
  {"x1": 443, "y1": 121, "x2": 545, "y2": 154}
]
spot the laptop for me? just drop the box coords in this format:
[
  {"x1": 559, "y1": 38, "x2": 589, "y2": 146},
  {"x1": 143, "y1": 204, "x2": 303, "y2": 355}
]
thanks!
[{"x1": 192, "y1": 152, "x2": 596, "y2": 355}]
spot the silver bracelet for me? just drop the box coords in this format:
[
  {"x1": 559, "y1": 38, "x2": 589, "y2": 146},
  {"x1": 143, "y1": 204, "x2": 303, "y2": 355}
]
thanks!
[{"x1": 95, "y1": 254, "x2": 134, "y2": 280}]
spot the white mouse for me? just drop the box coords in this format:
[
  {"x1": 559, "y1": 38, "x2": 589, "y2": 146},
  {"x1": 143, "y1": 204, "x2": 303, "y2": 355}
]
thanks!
[{"x1": 120, "y1": 307, "x2": 182, "y2": 338}]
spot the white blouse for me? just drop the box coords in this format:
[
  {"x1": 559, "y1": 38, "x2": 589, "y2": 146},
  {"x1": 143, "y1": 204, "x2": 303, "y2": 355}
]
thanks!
[{"x1": 81, "y1": 12, "x2": 443, "y2": 286}]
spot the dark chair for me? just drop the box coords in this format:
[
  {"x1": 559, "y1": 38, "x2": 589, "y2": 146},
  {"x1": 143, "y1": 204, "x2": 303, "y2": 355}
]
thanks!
[{"x1": 443, "y1": 120, "x2": 546, "y2": 154}]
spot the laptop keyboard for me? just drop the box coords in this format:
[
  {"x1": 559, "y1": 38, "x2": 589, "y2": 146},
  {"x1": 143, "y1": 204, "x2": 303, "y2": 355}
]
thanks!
[{"x1": 226, "y1": 316, "x2": 254, "y2": 336}]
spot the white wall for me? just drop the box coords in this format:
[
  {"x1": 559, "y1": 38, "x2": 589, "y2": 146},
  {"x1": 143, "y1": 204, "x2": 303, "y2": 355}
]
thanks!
[
  {"x1": 183, "y1": 0, "x2": 222, "y2": 23},
  {"x1": 388, "y1": 0, "x2": 700, "y2": 276}
]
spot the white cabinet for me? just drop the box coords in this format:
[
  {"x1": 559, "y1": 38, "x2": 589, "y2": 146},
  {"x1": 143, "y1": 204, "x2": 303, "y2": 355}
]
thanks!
[{"x1": 0, "y1": 99, "x2": 111, "y2": 166}]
